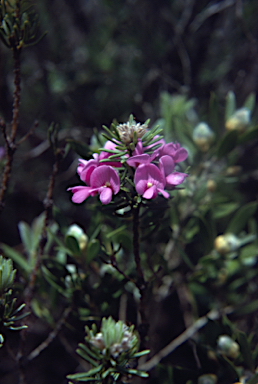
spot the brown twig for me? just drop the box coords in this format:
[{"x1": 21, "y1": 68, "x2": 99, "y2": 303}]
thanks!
[
  {"x1": 139, "y1": 306, "x2": 233, "y2": 371},
  {"x1": 24, "y1": 149, "x2": 63, "y2": 307},
  {"x1": 26, "y1": 305, "x2": 72, "y2": 362}
]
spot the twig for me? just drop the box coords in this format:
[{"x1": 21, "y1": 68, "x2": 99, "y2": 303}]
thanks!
[
  {"x1": 139, "y1": 306, "x2": 233, "y2": 371},
  {"x1": 190, "y1": 0, "x2": 236, "y2": 32},
  {"x1": 24, "y1": 149, "x2": 62, "y2": 306},
  {"x1": 26, "y1": 305, "x2": 72, "y2": 362}
]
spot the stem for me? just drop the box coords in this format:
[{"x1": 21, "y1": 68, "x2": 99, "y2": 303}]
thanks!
[
  {"x1": 0, "y1": 47, "x2": 22, "y2": 212},
  {"x1": 24, "y1": 152, "x2": 62, "y2": 306},
  {"x1": 132, "y1": 202, "x2": 149, "y2": 346},
  {"x1": 132, "y1": 202, "x2": 144, "y2": 287}
]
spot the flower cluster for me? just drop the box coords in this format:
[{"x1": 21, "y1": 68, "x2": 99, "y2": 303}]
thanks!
[
  {"x1": 68, "y1": 117, "x2": 188, "y2": 205},
  {"x1": 88, "y1": 316, "x2": 139, "y2": 359}
]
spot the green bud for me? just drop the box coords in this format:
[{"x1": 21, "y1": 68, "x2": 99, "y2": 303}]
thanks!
[{"x1": 0, "y1": 255, "x2": 16, "y2": 295}]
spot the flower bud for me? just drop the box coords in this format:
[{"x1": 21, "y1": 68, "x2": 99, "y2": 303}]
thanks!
[
  {"x1": 66, "y1": 224, "x2": 88, "y2": 251},
  {"x1": 193, "y1": 122, "x2": 215, "y2": 152},
  {"x1": 0, "y1": 255, "x2": 16, "y2": 294},
  {"x1": 117, "y1": 117, "x2": 147, "y2": 144},
  {"x1": 214, "y1": 234, "x2": 240, "y2": 254},
  {"x1": 198, "y1": 374, "x2": 217, "y2": 384},
  {"x1": 207, "y1": 179, "x2": 216, "y2": 192},
  {"x1": 225, "y1": 107, "x2": 251, "y2": 133},
  {"x1": 217, "y1": 335, "x2": 240, "y2": 359}
]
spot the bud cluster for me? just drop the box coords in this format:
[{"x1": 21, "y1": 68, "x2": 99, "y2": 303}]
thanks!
[{"x1": 87, "y1": 316, "x2": 139, "y2": 359}]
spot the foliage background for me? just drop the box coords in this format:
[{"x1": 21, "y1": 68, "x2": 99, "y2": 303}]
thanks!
[{"x1": 0, "y1": 0, "x2": 258, "y2": 384}]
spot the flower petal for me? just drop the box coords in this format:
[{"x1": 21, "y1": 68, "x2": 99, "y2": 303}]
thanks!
[
  {"x1": 67, "y1": 186, "x2": 93, "y2": 204},
  {"x1": 159, "y1": 155, "x2": 175, "y2": 177},
  {"x1": 166, "y1": 172, "x2": 188, "y2": 186},
  {"x1": 142, "y1": 185, "x2": 157, "y2": 199},
  {"x1": 99, "y1": 187, "x2": 113, "y2": 204}
]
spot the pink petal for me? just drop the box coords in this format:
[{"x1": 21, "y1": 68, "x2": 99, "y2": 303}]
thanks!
[
  {"x1": 99, "y1": 187, "x2": 113, "y2": 204},
  {"x1": 166, "y1": 172, "x2": 188, "y2": 186},
  {"x1": 174, "y1": 147, "x2": 188, "y2": 162},
  {"x1": 90, "y1": 165, "x2": 120, "y2": 193},
  {"x1": 127, "y1": 154, "x2": 151, "y2": 168},
  {"x1": 67, "y1": 186, "x2": 93, "y2": 204},
  {"x1": 142, "y1": 185, "x2": 158, "y2": 199},
  {"x1": 157, "y1": 188, "x2": 170, "y2": 198},
  {"x1": 159, "y1": 155, "x2": 175, "y2": 177}
]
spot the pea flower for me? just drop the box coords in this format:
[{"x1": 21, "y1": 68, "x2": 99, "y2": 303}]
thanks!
[
  {"x1": 158, "y1": 142, "x2": 188, "y2": 163},
  {"x1": 68, "y1": 165, "x2": 120, "y2": 205},
  {"x1": 134, "y1": 163, "x2": 169, "y2": 199},
  {"x1": 159, "y1": 155, "x2": 188, "y2": 189}
]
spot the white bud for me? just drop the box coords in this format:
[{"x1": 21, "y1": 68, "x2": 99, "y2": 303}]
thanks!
[
  {"x1": 225, "y1": 108, "x2": 251, "y2": 132},
  {"x1": 193, "y1": 122, "x2": 215, "y2": 152}
]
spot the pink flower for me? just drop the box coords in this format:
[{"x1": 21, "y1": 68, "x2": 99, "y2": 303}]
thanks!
[
  {"x1": 68, "y1": 165, "x2": 120, "y2": 205},
  {"x1": 159, "y1": 155, "x2": 188, "y2": 190},
  {"x1": 127, "y1": 144, "x2": 159, "y2": 168},
  {"x1": 158, "y1": 142, "x2": 188, "y2": 163},
  {"x1": 134, "y1": 163, "x2": 169, "y2": 199},
  {"x1": 78, "y1": 141, "x2": 122, "y2": 184}
]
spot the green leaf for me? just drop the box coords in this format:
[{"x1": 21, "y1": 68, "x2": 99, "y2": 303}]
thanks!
[
  {"x1": 243, "y1": 93, "x2": 256, "y2": 113},
  {"x1": 238, "y1": 125, "x2": 258, "y2": 145},
  {"x1": 126, "y1": 369, "x2": 149, "y2": 378},
  {"x1": 233, "y1": 299, "x2": 258, "y2": 316},
  {"x1": 86, "y1": 239, "x2": 100, "y2": 263},
  {"x1": 0, "y1": 244, "x2": 31, "y2": 273},
  {"x1": 226, "y1": 201, "x2": 258, "y2": 234},
  {"x1": 213, "y1": 203, "x2": 239, "y2": 219},
  {"x1": 17, "y1": 221, "x2": 32, "y2": 254},
  {"x1": 66, "y1": 139, "x2": 90, "y2": 158},
  {"x1": 67, "y1": 365, "x2": 102, "y2": 379},
  {"x1": 65, "y1": 235, "x2": 81, "y2": 256},
  {"x1": 237, "y1": 331, "x2": 254, "y2": 371},
  {"x1": 225, "y1": 91, "x2": 236, "y2": 120},
  {"x1": 216, "y1": 130, "x2": 238, "y2": 158},
  {"x1": 246, "y1": 373, "x2": 258, "y2": 384}
]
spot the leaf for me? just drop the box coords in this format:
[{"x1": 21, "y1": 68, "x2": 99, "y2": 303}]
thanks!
[
  {"x1": 18, "y1": 221, "x2": 32, "y2": 254},
  {"x1": 225, "y1": 91, "x2": 236, "y2": 120},
  {"x1": 213, "y1": 203, "x2": 239, "y2": 219},
  {"x1": 237, "y1": 330, "x2": 254, "y2": 371},
  {"x1": 216, "y1": 130, "x2": 238, "y2": 158},
  {"x1": 246, "y1": 373, "x2": 258, "y2": 384},
  {"x1": 243, "y1": 93, "x2": 256, "y2": 113},
  {"x1": 226, "y1": 201, "x2": 258, "y2": 234},
  {"x1": 67, "y1": 365, "x2": 102, "y2": 379},
  {"x1": 65, "y1": 235, "x2": 81, "y2": 256},
  {"x1": 0, "y1": 244, "x2": 31, "y2": 273},
  {"x1": 66, "y1": 139, "x2": 91, "y2": 158},
  {"x1": 233, "y1": 300, "x2": 258, "y2": 316},
  {"x1": 86, "y1": 239, "x2": 100, "y2": 263},
  {"x1": 238, "y1": 125, "x2": 258, "y2": 145}
]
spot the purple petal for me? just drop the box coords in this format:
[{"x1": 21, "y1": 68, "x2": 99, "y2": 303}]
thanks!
[
  {"x1": 90, "y1": 165, "x2": 120, "y2": 193},
  {"x1": 174, "y1": 148, "x2": 188, "y2": 163},
  {"x1": 99, "y1": 187, "x2": 113, "y2": 204},
  {"x1": 67, "y1": 186, "x2": 93, "y2": 203},
  {"x1": 166, "y1": 172, "x2": 188, "y2": 186},
  {"x1": 127, "y1": 154, "x2": 151, "y2": 168},
  {"x1": 157, "y1": 188, "x2": 170, "y2": 198},
  {"x1": 159, "y1": 155, "x2": 175, "y2": 177},
  {"x1": 142, "y1": 185, "x2": 157, "y2": 199}
]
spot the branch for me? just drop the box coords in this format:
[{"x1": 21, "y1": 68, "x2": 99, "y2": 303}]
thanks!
[{"x1": 139, "y1": 306, "x2": 233, "y2": 371}]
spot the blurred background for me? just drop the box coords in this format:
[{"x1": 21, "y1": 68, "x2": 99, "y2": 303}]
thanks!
[
  {"x1": 1, "y1": 1, "x2": 258, "y2": 384},
  {"x1": 1, "y1": 0, "x2": 258, "y2": 245}
]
